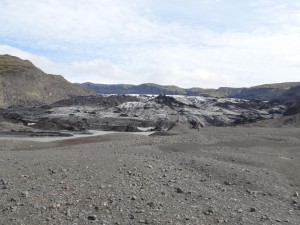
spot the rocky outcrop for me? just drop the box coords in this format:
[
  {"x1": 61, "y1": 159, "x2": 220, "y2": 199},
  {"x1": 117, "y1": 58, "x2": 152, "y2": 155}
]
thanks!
[{"x1": 0, "y1": 55, "x2": 95, "y2": 107}]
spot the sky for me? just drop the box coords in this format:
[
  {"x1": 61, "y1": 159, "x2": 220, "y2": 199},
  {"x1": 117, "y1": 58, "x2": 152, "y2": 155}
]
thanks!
[{"x1": 0, "y1": 0, "x2": 300, "y2": 88}]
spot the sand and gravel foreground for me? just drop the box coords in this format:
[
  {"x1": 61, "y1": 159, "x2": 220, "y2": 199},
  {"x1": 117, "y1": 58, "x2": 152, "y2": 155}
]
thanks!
[{"x1": 0, "y1": 125, "x2": 299, "y2": 225}]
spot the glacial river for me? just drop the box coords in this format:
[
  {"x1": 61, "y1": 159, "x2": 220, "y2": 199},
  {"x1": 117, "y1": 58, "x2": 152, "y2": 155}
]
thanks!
[{"x1": 0, "y1": 130, "x2": 154, "y2": 142}]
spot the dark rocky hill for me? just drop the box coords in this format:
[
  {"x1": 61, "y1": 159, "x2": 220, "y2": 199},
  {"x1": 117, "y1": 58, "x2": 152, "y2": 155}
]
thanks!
[
  {"x1": 231, "y1": 83, "x2": 300, "y2": 100},
  {"x1": 231, "y1": 84, "x2": 300, "y2": 115},
  {"x1": 0, "y1": 55, "x2": 95, "y2": 107}
]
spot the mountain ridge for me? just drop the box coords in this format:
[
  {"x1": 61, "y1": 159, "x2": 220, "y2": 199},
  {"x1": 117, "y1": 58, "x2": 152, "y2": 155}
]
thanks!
[{"x1": 81, "y1": 81, "x2": 300, "y2": 99}]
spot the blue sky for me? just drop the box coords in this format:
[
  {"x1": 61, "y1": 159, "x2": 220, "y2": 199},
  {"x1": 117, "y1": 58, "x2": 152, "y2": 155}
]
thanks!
[{"x1": 0, "y1": 0, "x2": 300, "y2": 88}]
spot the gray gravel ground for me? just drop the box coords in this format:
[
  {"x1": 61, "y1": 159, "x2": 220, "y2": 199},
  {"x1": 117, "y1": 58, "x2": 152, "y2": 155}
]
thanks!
[{"x1": 0, "y1": 124, "x2": 299, "y2": 225}]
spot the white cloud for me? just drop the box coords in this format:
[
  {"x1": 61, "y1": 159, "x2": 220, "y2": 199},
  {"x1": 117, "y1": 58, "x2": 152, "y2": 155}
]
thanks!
[
  {"x1": 0, "y1": 0, "x2": 164, "y2": 48},
  {"x1": 67, "y1": 60, "x2": 133, "y2": 84},
  {"x1": 0, "y1": 1, "x2": 300, "y2": 88}
]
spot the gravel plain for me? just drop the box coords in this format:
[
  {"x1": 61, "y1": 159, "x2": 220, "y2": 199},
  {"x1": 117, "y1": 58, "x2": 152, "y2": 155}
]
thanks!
[{"x1": 0, "y1": 124, "x2": 299, "y2": 225}]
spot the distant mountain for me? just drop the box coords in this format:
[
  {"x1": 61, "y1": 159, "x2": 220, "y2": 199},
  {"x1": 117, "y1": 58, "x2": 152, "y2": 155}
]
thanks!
[
  {"x1": 0, "y1": 55, "x2": 95, "y2": 107},
  {"x1": 81, "y1": 82, "x2": 300, "y2": 100},
  {"x1": 232, "y1": 82, "x2": 300, "y2": 101},
  {"x1": 81, "y1": 82, "x2": 243, "y2": 97},
  {"x1": 82, "y1": 83, "x2": 185, "y2": 95}
]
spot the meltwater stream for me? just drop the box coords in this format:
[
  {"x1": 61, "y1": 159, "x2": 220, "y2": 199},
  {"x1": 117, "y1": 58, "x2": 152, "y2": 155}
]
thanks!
[{"x1": 0, "y1": 130, "x2": 155, "y2": 142}]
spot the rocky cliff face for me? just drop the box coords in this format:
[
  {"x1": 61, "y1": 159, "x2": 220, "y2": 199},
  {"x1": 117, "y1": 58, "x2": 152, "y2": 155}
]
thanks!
[{"x1": 0, "y1": 55, "x2": 95, "y2": 107}]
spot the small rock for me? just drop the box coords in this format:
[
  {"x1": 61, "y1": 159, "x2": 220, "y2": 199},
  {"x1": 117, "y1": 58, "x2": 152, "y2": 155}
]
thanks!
[
  {"x1": 21, "y1": 191, "x2": 29, "y2": 198},
  {"x1": 87, "y1": 215, "x2": 97, "y2": 221},
  {"x1": 147, "y1": 202, "x2": 155, "y2": 207},
  {"x1": 65, "y1": 209, "x2": 71, "y2": 217},
  {"x1": 224, "y1": 181, "x2": 232, "y2": 186},
  {"x1": 10, "y1": 206, "x2": 17, "y2": 212},
  {"x1": 246, "y1": 189, "x2": 257, "y2": 195},
  {"x1": 176, "y1": 187, "x2": 184, "y2": 194},
  {"x1": 0, "y1": 179, "x2": 8, "y2": 185},
  {"x1": 292, "y1": 200, "x2": 297, "y2": 205},
  {"x1": 147, "y1": 165, "x2": 153, "y2": 169},
  {"x1": 10, "y1": 197, "x2": 17, "y2": 202},
  {"x1": 204, "y1": 208, "x2": 214, "y2": 215}
]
